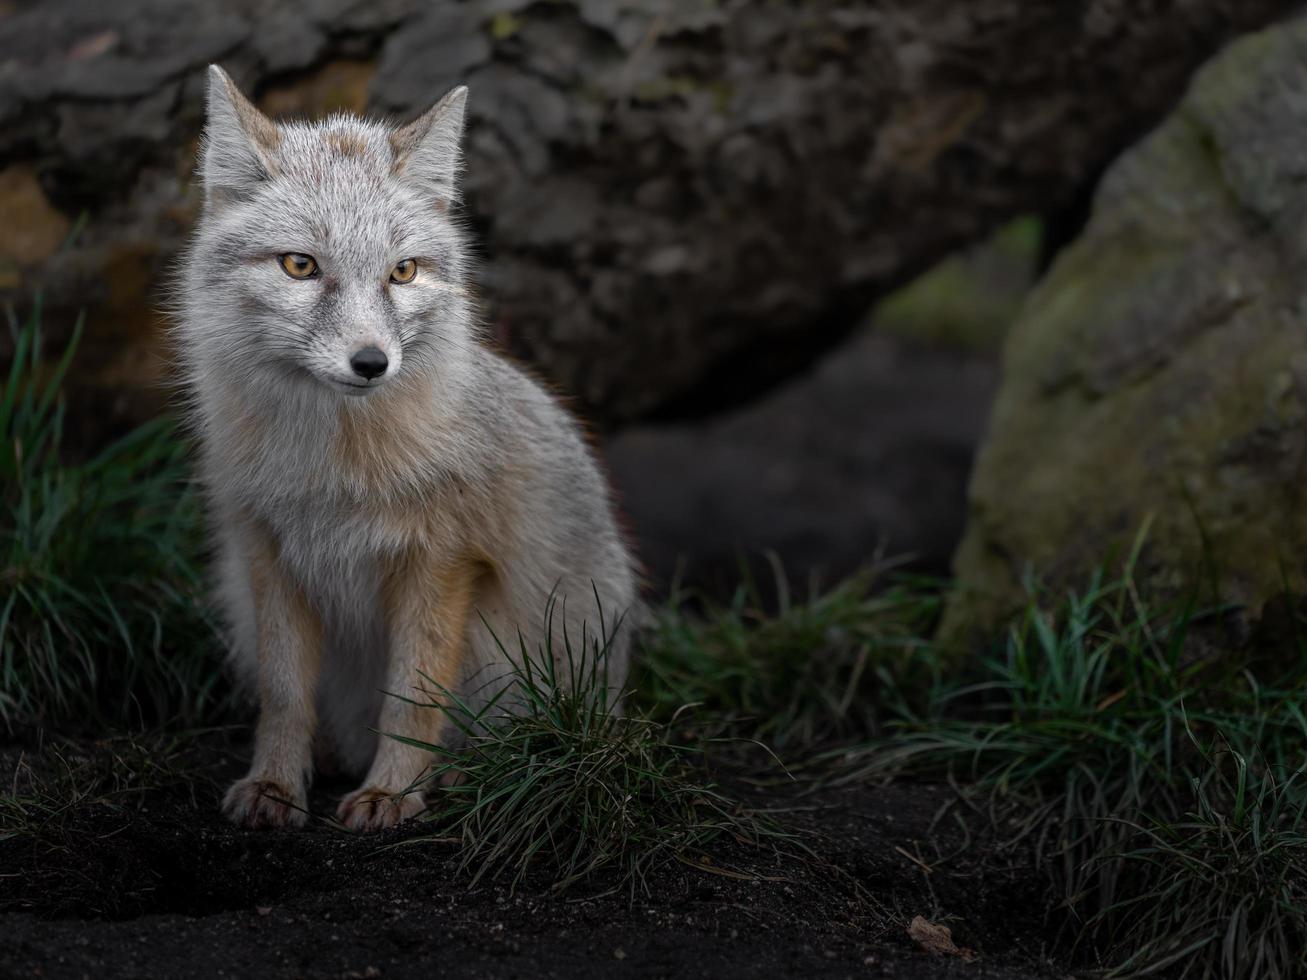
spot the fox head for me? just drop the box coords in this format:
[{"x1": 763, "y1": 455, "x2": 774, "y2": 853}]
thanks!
[{"x1": 181, "y1": 65, "x2": 472, "y2": 398}]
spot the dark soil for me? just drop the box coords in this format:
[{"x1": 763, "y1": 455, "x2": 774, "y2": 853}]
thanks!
[{"x1": 0, "y1": 736, "x2": 1068, "y2": 980}]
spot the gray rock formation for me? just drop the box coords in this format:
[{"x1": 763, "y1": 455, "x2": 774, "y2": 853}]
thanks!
[
  {"x1": 0, "y1": 0, "x2": 1295, "y2": 435},
  {"x1": 946, "y1": 17, "x2": 1307, "y2": 641}
]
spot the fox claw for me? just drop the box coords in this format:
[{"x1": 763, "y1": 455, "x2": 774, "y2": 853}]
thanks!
[
  {"x1": 223, "y1": 777, "x2": 308, "y2": 829},
  {"x1": 336, "y1": 786, "x2": 425, "y2": 831}
]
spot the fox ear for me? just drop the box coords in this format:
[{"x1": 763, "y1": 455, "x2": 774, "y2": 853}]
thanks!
[
  {"x1": 390, "y1": 86, "x2": 468, "y2": 206},
  {"x1": 202, "y1": 65, "x2": 280, "y2": 208}
]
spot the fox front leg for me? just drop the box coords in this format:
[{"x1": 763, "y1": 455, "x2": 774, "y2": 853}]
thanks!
[
  {"x1": 336, "y1": 552, "x2": 479, "y2": 832},
  {"x1": 222, "y1": 523, "x2": 323, "y2": 829}
]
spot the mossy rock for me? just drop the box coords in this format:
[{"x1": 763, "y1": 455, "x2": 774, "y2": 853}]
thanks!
[{"x1": 944, "y1": 18, "x2": 1307, "y2": 644}]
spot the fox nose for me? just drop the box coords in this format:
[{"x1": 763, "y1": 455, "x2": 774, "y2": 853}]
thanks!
[{"x1": 350, "y1": 346, "x2": 388, "y2": 380}]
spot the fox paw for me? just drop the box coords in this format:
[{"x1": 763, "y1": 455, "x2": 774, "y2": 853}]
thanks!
[
  {"x1": 222, "y1": 777, "x2": 308, "y2": 830},
  {"x1": 336, "y1": 786, "x2": 426, "y2": 832}
]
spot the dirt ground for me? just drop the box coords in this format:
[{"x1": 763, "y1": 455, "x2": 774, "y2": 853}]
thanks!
[{"x1": 0, "y1": 736, "x2": 1068, "y2": 980}]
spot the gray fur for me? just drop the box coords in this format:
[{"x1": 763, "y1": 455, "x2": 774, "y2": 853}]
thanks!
[{"x1": 176, "y1": 66, "x2": 638, "y2": 828}]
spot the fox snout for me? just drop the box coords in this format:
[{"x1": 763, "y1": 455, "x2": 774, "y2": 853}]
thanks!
[
  {"x1": 350, "y1": 346, "x2": 389, "y2": 380},
  {"x1": 334, "y1": 335, "x2": 402, "y2": 393}
]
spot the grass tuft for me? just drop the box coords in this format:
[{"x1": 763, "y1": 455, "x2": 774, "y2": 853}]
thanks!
[
  {"x1": 635, "y1": 563, "x2": 942, "y2": 747},
  {"x1": 842, "y1": 539, "x2": 1307, "y2": 979},
  {"x1": 1093, "y1": 749, "x2": 1307, "y2": 980},
  {"x1": 394, "y1": 604, "x2": 789, "y2": 897},
  {"x1": 0, "y1": 300, "x2": 227, "y2": 732}
]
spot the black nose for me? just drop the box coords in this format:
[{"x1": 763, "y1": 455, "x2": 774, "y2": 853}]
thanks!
[{"x1": 350, "y1": 346, "x2": 388, "y2": 380}]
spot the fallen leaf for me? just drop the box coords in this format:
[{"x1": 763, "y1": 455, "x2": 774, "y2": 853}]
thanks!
[{"x1": 908, "y1": 916, "x2": 976, "y2": 962}]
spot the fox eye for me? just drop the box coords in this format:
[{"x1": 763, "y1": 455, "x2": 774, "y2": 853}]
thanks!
[
  {"x1": 390, "y1": 258, "x2": 418, "y2": 284},
  {"x1": 278, "y1": 253, "x2": 318, "y2": 279}
]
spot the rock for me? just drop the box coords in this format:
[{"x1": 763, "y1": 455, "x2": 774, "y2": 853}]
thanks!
[
  {"x1": 945, "y1": 17, "x2": 1307, "y2": 642},
  {"x1": 0, "y1": 0, "x2": 1298, "y2": 438}
]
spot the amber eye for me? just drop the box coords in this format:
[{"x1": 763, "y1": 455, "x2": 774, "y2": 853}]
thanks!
[
  {"x1": 390, "y1": 258, "x2": 417, "y2": 284},
  {"x1": 278, "y1": 253, "x2": 318, "y2": 279}
]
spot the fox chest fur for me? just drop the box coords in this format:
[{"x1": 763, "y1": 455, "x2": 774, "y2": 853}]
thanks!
[{"x1": 205, "y1": 383, "x2": 502, "y2": 595}]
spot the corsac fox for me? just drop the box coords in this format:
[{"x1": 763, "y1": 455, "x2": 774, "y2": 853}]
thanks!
[{"x1": 176, "y1": 66, "x2": 638, "y2": 831}]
